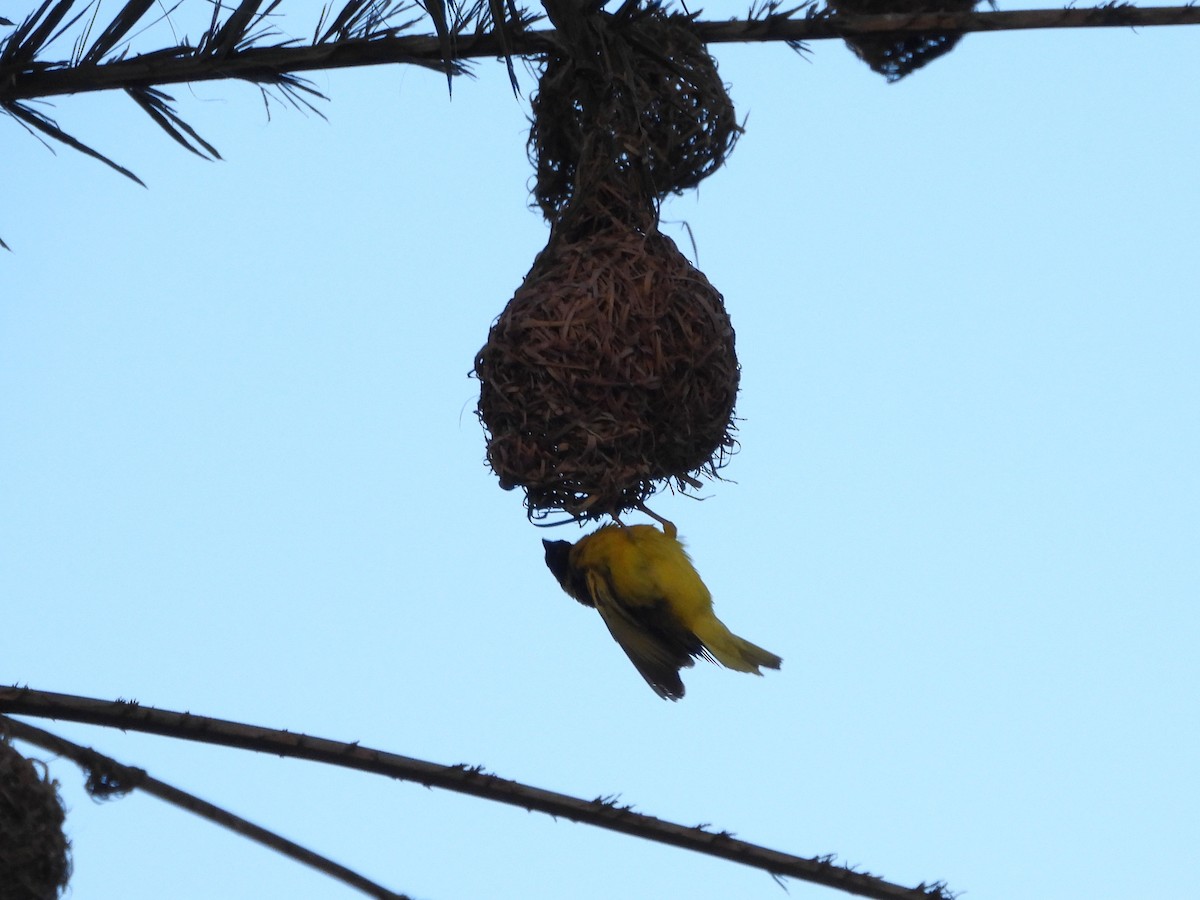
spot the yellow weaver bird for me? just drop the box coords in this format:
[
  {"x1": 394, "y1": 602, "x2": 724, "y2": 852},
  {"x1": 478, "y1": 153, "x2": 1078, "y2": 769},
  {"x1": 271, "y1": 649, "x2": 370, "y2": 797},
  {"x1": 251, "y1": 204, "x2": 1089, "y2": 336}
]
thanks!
[{"x1": 543, "y1": 522, "x2": 782, "y2": 700}]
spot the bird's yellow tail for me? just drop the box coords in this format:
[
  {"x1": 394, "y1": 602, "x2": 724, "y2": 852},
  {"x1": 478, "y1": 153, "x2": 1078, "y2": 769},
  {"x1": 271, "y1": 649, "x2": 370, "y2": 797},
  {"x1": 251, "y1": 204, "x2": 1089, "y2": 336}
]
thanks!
[{"x1": 693, "y1": 614, "x2": 782, "y2": 675}]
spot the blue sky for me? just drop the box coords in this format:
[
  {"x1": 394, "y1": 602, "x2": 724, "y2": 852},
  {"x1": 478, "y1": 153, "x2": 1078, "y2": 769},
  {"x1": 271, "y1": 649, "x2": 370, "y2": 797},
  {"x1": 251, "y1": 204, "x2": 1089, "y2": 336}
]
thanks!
[{"x1": 3, "y1": 3, "x2": 1198, "y2": 898}]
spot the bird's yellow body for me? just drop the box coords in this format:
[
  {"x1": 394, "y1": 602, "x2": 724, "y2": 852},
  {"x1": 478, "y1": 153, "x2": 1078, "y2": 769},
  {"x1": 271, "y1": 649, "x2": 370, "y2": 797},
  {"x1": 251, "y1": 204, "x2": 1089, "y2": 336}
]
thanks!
[{"x1": 543, "y1": 523, "x2": 781, "y2": 699}]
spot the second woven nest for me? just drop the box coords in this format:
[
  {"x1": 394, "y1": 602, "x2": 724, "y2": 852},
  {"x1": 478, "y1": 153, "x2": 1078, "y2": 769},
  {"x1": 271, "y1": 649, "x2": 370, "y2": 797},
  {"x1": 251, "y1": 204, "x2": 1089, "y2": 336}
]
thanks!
[
  {"x1": 828, "y1": 0, "x2": 977, "y2": 82},
  {"x1": 529, "y1": 7, "x2": 740, "y2": 221}
]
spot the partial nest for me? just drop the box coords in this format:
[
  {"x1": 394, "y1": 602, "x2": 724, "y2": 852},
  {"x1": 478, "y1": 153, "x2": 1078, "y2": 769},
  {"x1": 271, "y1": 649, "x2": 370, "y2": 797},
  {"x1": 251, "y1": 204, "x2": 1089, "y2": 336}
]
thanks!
[
  {"x1": 529, "y1": 7, "x2": 740, "y2": 221},
  {"x1": 828, "y1": 0, "x2": 978, "y2": 82},
  {"x1": 0, "y1": 737, "x2": 70, "y2": 900},
  {"x1": 474, "y1": 216, "x2": 739, "y2": 521}
]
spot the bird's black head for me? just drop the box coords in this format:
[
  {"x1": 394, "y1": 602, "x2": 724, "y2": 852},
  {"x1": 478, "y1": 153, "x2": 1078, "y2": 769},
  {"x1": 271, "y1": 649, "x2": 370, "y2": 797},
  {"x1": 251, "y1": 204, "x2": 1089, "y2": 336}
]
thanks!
[
  {"x1": 542, "y1": 539, "x2": 592, "y2": 607},
  {"x1": 542, "y1": 539, "x2": 572, "y2": 585}
]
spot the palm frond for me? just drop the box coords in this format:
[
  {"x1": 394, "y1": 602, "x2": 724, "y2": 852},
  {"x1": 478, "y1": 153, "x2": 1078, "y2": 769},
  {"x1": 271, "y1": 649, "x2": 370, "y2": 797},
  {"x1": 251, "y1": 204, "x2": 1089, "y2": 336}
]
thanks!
[
  {"x1": 3, "y1": 99, "x2": 145, "y2": 185},
  {"x1": 2, "y1": 0, "x2": 80, "y2": 67},
  {"x1": 82, "y1": 0, "x2": 156, "y2": 63},
  {"x1": 420, "y1": 0, "x2": 455, "y2": 89},
  {"x1": 127, "y1": 86, "x2": 221, "y2": 158}
]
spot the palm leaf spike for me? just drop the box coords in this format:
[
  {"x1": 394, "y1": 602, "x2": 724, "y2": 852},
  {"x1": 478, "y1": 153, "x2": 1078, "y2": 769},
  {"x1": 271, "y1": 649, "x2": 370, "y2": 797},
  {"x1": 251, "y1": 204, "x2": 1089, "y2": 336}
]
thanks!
[
  {"x1": 3, "y1": 99, "x2": 146, "y2": 185},
  {"x1": 206, "y1": 0, "x2": 268, "y2": 57},
  {"x1": 2, "y1": 0, "x2": 78, "y2": 67},
  {"x1": 487, "y1": 0, "x2": 520, "y2": 93},
  {"x1": 745, "y1": 0, "x2": 817, "y2": 55},
  {"x1": 316, "y1": 0, "x2": 371, "y2": 42},
  {"x1": 127, "y1": 86, "x2": 222, "y2": 159},
  {"x1": 421, "y1": 0, "x2": 456, "y2": 91},
  {"x1": 82, "y1": 0, "x2": 158, "y2": 63}
]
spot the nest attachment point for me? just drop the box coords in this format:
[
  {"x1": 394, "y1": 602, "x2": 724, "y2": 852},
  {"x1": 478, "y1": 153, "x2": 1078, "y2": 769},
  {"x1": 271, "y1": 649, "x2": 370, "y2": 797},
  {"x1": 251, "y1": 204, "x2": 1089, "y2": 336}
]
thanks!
[
  {"x1": 474, "y1": 220, "x2": 739, "y2": 521},
  {"x1": 529, "y1": 7, "x2": 740, "y2": 221},
  {"x1": 1, "y1": 736, "x2": 70, "y2": 900}
]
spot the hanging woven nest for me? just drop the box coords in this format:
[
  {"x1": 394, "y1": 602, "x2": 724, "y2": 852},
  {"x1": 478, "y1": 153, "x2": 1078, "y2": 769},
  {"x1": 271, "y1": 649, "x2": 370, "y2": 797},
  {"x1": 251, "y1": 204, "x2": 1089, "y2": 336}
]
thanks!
[
  {"x1": 0, "y1": 736, "x2": 70, "y2": 900},
  {"x1": 474, "y1": 206, "x2": 739, "y2": 521},
  {"x1": 529, "y1": 6, "x2": 740, "y2": 221},
  {"x1": 828, "y1": 0, "x2": 977, "y2": 82},
  {"x1": 477, "y1": 4, "x2": 742, "y2": 521}
]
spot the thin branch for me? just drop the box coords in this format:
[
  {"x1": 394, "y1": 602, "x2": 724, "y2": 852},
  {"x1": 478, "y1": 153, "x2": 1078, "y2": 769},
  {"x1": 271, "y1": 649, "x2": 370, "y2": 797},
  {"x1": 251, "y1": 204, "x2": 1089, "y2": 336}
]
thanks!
[
  {"x1": 695, "y1": 4, "x2": 1200, "y2": 42},
  {"x1": 0, "y1": 715, "x2": 412, "y2": 900},
  {"x1": 4, "y1": 5, "x2": 1200, "y2": 102},
  {"x1": 0, "y1": 686, "x2": 955, "y2": 900}
]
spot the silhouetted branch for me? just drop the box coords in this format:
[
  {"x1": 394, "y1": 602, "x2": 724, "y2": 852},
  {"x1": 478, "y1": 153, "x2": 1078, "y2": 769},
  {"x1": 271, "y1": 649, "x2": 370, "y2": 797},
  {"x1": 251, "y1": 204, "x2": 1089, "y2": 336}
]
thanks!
[
  {"x1": 699, "y1": 3, "x2": 1200, "y2": 43},
  {"x1": 0, "y1": 714, "x2": 411, "y2": 900},
  {"x1": 5, "y1": 5, "x2": 1200, "y2": 103},
  {"x1": 0, "y1": 686, "x2": 956, "y2": 900}
]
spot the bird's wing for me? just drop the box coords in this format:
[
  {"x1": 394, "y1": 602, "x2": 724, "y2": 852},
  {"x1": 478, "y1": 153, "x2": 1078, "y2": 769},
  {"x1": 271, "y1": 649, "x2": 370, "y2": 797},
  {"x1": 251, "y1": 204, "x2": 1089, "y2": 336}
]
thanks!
[{"x1": 585, "y1": 569, "x2": 701, "y2": 701}]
